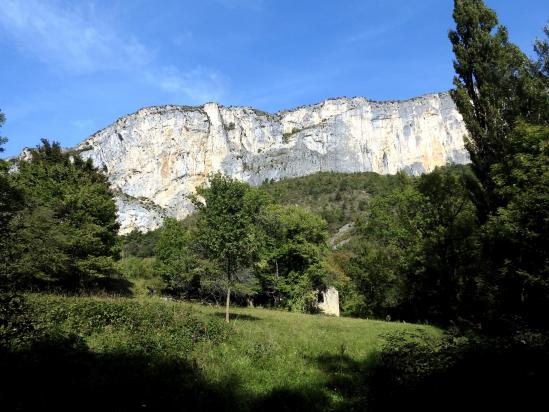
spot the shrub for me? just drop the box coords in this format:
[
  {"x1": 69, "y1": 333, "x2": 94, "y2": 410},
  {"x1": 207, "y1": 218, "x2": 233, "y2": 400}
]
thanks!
[
  {"x1": 25, "y1": 294, "x2": 229, "y2": 356},
  {"x1": 0, "y1": 289, "x2": 36, "y2": 350},
  {"x1": 368, "y1": 330, "x2": 549, "y2": 411}
]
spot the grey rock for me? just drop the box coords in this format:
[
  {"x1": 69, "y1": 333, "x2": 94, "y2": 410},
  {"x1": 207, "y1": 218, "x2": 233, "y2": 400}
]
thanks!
[{"x1": 76, "y1": 92, "x2": 469, "y2": 233}]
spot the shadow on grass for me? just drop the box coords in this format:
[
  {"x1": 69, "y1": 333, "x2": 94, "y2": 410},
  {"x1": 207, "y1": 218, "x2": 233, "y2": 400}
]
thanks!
[
  {"x1": 0, "y1": 333, "x2": 324, "y2": 412},
  {"x1": 211, "y1": 312, "x2": 262, "y2": 322},
  {"x1": 3, "y1": 332, "x2": 547, "y2": 412},
  {"x1": 307, "y1": 338, "x2": 549, "y2": 412},
  {"x1": 308, "y1": 353, "x2": 373, "y2": 411},
  {"x1": 251, "y1": 387, "x2": 329, "y2": 412},
  {"x1": 0, "y1": 334, "x2": 239, "y2": 412}
]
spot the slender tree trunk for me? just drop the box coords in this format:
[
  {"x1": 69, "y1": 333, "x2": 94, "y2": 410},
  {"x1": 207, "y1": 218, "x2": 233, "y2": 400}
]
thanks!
[
  {"x1": 225, "y1": 285, "x2": 231, "y2": 323},
  {"x1": 274, "y1": 260, "x2": 279, "y2": 307}
]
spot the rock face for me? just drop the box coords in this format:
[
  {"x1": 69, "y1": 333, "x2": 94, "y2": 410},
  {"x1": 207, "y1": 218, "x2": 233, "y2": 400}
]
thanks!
[{"x1": 77, "y1": 92, "x2": 469, "y2": 233}]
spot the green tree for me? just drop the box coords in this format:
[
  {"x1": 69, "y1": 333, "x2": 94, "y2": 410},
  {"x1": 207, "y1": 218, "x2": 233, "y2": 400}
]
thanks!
[
  {"x1": 154, "y1": 218, "x2": 201, "y2": 298},
  {"x1": 0, "y1": 111, "x2": 25, "y2": 286},
  {"x1": 449, "y1": 0, "x2": 549, "y2": 330},
  {"x1": 352, "y1": 167, "x2": 481, "y2": 323},
  {"x1": 256, "y1": 204, "x2": 328, "y2": 311},
  {"x1": 449, "y1": 0, "x2": 549, "y2": 220},
  {"x1": 191, "y1": 173, "x2": 266, "y2": 322},
  {"x1": 8, "y1": 140, "x2": 121, "y2": 291},
  {"x1": 410, "y1": 167, "x2": 482, "y2": 323},
  {"x1": 353, "y1": 184, "x2": 424, "y2": 319}
]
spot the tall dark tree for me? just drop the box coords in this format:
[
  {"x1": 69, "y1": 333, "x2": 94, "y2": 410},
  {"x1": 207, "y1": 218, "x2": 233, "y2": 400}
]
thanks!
[
  {"x1": 7, "y1": 139, "x2": 121, "y2": 291},
  {"x1": 0, "y1": 111, "x2": 25, "y2": 286},
  {"x1": 450, "y1": 1, "x2": 549, "y2": 330},
  {"x1": 449, "y1": 0, "x2": 549, "y2": 221}
]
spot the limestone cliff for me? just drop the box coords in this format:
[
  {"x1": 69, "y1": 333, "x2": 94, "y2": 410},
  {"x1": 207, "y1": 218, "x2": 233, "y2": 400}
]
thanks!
[{"x1": 77, "y1": 92, "x2": 469, "y2": 233}]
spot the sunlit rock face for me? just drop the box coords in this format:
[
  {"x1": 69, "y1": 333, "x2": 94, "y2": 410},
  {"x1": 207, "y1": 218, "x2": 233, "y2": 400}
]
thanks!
[{"x1": 77, "y1": 92, "x2": 469, "y2": 233}]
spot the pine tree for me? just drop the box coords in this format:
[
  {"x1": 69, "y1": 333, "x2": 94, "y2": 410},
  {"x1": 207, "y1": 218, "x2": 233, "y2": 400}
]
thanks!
[
  {"x1": 449, "y1": 0, "x2": 549, "y2": 220},
  {"x1": 449, "y1": 1, "x2": 549, "y2": 330}
]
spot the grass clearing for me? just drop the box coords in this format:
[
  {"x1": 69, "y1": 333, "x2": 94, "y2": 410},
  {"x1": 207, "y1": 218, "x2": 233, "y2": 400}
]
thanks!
[
  {"x1": 192, "y1": 304, "x2": 440, "y2": 401},
  {"x1": 9, "y1": 294, "x2": 440, "y2": 411}
]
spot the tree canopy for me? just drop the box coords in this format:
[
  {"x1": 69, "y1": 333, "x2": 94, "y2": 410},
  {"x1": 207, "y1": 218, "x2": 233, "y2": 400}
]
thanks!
[
  {"x1": 191, "y1": 173, "x2": 267, "y2": 321},
  {"x1": 5, "y1": 140, "x2": 121, "y2": 291}
]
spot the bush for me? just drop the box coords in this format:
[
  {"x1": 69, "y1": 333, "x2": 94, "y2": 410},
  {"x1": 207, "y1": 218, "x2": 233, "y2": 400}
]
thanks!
[
  {"x1": 368, "y1": 330, "x2": 549, "y2": 411},
  {"x1": 0, "y1": 294, "x2": 234, "y2": 411},
  {"x1": 0, "y1": 289, "x2": 36, "y2": 350},
  {"x1": 25, "y1": 294, "x2": 229, "y2": 356}
]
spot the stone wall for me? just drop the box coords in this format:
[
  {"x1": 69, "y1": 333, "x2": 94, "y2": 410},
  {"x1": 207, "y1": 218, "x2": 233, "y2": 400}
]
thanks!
[{"x1": 318, "y1": 287, "x2": 340, "y2": 317}]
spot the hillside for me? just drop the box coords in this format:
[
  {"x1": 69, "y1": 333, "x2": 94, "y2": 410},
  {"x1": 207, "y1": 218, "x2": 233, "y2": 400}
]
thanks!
[{"x1": 261, "y1": 170, "x2": 410, "y2": 233}]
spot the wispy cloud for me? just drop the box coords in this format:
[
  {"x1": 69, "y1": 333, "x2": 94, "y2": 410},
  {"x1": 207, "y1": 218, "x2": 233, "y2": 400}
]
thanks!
[
  {"x1": 0, "y1": 0, "x2": 228, "y2": 102},
  {"x1": 149, "y1": 66, "x2": 228, "y2": 103},
  {"x1": 0, "y1": 0, "x2": 151, "y2": 73},
  {"x1": 171, "y1": 31, "x2": 194, "y2": 48},
  {"x1": 345, "y1": 4, "x2": 422, "y2": 44}
]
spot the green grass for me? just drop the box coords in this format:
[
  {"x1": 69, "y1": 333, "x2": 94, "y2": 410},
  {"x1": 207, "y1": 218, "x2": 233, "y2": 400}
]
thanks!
[
  {"x1": 193, "y1": 305, "x2": 439, "y2": 398},
  {"x1": 12, "y1": 294, "x2": 439, "y2": 410}
]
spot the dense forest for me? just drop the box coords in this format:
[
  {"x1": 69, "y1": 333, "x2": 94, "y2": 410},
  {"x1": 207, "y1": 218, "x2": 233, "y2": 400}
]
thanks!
[{"x1": 1, "y1": 1, "x2": 548, "y2": 410}]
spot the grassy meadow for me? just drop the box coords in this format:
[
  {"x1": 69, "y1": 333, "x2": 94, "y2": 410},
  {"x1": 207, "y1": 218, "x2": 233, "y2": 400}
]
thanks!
[{"x1": 2, "y1": 293, "x2": 439, "y2": 411}]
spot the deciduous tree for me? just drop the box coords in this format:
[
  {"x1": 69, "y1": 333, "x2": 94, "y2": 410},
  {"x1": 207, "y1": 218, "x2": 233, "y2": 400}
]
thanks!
[{"x1": 191, "y1": 173, "x2": 266, "y2": 322}]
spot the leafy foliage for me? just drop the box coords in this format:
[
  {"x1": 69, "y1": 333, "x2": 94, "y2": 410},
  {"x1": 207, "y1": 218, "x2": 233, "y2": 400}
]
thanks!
[
  {"x1": 0, "y1": 119, "x2": 25, "y2": 283},
  {"x1": 0, "y1": 289, "x2": 36, "y2": 350},
  {"x1": 344, "y1": 166, "x2": 482, "y2": 323},
  {"x1": 256, "y1": 204, "x2": 329, "y2": 311},
  {"x1": 262, "y1": 171, "x2": 407, "y2": 232},
  {"x1": 191, "y1": 173, "x2": 268, "y2": 320},
  {"x1": 449, "y1": 0, "x2": 549, "y2": 219},
  {"x1": 482, "y1": 123, "x2": 549, "y2": 329},
  {"x1": 154, "y1": 218, "x2": 202, "y2": 298},
  {"x1": 121, "y1": 228, "x2": 162, "y2": 258},
  {"x1": 6, "y1": 140, "x2": 121, "y2": 291},
  {"x1": 369, "y1": 329, "x2": 549, "y2": 411}
]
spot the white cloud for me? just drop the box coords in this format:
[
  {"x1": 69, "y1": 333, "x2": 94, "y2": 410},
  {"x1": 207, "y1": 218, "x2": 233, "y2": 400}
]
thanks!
[
  {"x1": 150, "y1": 65, "x2": 228, "y2": 103},
  {"x1": 0, "y1": 0, "x2": 229, "y2": 103},
  {"x1": 0, "y1": 0, "x2": 151, "y2": 73}
]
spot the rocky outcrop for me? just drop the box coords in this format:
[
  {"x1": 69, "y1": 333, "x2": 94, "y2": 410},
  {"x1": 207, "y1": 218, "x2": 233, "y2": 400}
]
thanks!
[{"x1": 77, "y1": 92, "x2": 469, "y2": 233}]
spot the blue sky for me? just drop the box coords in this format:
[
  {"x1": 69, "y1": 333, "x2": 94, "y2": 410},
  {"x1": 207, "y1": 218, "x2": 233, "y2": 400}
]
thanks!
[{"x1": 1, "y1": 0, "x2": 547, "y2": 157}]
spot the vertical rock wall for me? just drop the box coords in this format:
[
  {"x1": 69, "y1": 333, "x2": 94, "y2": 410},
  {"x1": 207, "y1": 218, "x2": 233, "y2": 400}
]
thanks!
[{"x1": 77, "y1": 92, "x2": 469, "y2": 233}]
